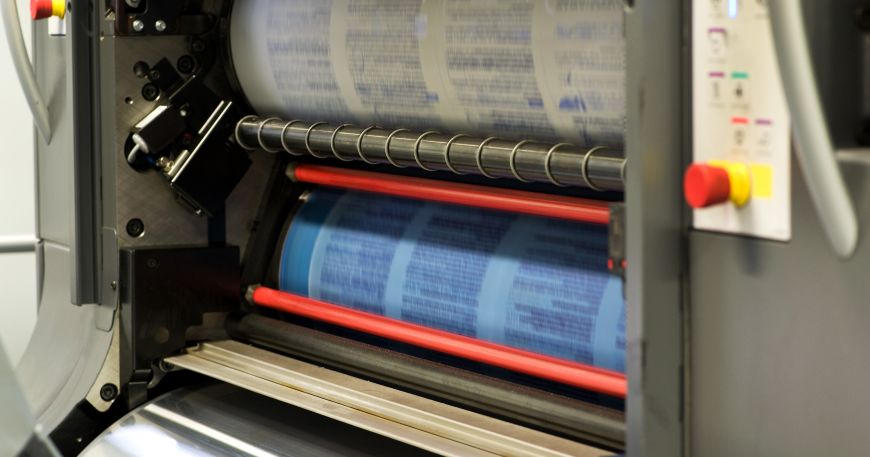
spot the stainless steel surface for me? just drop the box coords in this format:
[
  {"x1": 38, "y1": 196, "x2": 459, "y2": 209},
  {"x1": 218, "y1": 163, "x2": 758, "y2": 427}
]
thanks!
[
  {"x1": 625, "y1": 1, "x2": 684, "y2": 456},
  {"x1": 235, "y1": 117, "x2": 625, "y2": 191},
  {"x1": 166, "y1": 341, "x2": 608, "y2": 457},
  {"x1": 81, "y1": 383, "x2": 438, "y2": 457},
  {"x1": 227, "y1": 313, "x2": 626, "y2": 451}
]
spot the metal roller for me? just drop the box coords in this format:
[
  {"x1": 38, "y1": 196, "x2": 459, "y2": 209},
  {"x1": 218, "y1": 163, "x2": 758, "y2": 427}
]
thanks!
[{"x1": 235, "y1": 116, "x2": 625, "y2": 192}]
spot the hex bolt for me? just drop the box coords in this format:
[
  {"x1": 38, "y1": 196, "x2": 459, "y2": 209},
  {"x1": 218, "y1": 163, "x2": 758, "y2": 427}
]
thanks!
[
  {"x1": 132, "y1": 19, "x2": 144, "y2": 32},
  {"x1": 126, "y1": 218, "x2": 145, "y2": 237},
  {"x1": 154, "y1": 20, "x2": 166, "y2": 32},
  {"x1": 99, "y1": 383, "x2": 118, "y2": 401}
]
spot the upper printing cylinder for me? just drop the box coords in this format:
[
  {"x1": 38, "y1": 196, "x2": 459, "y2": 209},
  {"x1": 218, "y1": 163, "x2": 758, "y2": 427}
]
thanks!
[{"x1": 229, "y1": 0, "x2": 626, "y2": 148}]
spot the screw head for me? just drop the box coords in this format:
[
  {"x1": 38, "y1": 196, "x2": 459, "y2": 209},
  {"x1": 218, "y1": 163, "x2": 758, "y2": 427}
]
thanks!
[
  {"x1": 141, "y1": 83, "x2": 159, "y2": 101},
  {"x1": 133, "y1": 61, "x2": 149, "y2": 78},
  {"x1": 132, "y1": 19, "x2": 144, "y2": 32},
  {"x1": 177, "y1": 55, "x2": 195, "y2": 74},
  {"x1": 126, "y1": 218, "x2": 145, "y2": 237},
  {"x1": 154, "y1": 20, "x2": 166, "y2": 32},
  {"x1": 99, "y1": 383, "x2": 118, "y2": 401}
]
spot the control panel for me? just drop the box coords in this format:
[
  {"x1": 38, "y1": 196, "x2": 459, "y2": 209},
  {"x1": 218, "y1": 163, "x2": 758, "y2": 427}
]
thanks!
[{"x1": 690, "y1": 0, "x2": 790, "y2": 241}]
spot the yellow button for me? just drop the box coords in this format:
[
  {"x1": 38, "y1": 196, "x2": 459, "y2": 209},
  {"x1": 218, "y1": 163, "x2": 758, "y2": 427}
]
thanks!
[
  {"x1": 709, "y1": 160, "x2": 751, "y2": 207},
  {"x1": 51, "y1": 0, "x2": 65, "y2": 18}
]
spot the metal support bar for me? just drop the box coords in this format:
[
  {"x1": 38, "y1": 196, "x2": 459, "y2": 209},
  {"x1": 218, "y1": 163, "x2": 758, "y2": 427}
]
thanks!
[
  {"x1": 235, "y1": 116, "x2": 625, "y2": 191},
  {"x1": 166, "y1": 340, "x2": 608, "y2": 457},
  {"x1": 287, "y1": 164, "x2": 611, "y2": 224},
  {"x1": 0, "y1": 236, "x2": 38, "y2": 253},
  {"x1": 250, "y1": 286, "x2": 628, "y2": 397}
]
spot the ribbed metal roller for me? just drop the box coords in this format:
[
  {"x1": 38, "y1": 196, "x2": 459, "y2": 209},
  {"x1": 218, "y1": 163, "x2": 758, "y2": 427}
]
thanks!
[{"x1": 235, "y1": 116, "x2": 625, "y2": 192}]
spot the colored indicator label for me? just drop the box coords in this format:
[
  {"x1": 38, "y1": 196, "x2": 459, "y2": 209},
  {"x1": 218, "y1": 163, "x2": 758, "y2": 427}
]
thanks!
[
  {"x1": 731, "y1": 71, "x2": 749, "y2": 79},
  {"x1": 731, "y1": 116, "x2": 750, "y2": 124},
  {"x1": 750, "y1": 164, "x2": 773, "y2": 198}
]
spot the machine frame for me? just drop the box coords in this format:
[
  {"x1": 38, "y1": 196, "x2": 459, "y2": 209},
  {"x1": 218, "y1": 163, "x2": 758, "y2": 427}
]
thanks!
[{"x1": 15, "y1": 0, "x2": 697, "y2": 455}]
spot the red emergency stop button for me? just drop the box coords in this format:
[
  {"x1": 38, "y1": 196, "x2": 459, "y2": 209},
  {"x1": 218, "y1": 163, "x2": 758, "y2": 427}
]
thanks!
[
  {"x1": 684, "y1": 163, "x2": 731, "y2": 208},
  {"x1": 31, "y1": 0, "x2": 65, "y2": 20}
]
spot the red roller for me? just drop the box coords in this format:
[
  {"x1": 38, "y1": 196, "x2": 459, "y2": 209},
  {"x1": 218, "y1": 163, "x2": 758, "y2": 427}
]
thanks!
[
  {"x1": 290, "y1": 164, "x2": 610, "y2": 224},
  {"x1": 252, "y1": 286, "x2": 627, "y2": 398}
]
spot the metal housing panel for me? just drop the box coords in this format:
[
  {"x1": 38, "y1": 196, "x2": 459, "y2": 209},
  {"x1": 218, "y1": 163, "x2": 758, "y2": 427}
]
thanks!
[
  {"x1": 16, "y1": 242, "x2": 112, "y2": 431},
  {"x1": 34, "y1": 21, "x2": 72, "y2": 248},
  {"x1": 690, "y1": 2, "x2": 867, "y2": 454},
  {"x1": 625, "y1": 1, "x2": 686, "y2": 455},
  {"x1": 690, "y1": 161, "x2": 870, "y2": 456}
]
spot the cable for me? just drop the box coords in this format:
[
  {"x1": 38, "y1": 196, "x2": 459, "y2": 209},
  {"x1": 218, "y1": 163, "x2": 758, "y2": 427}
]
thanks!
[
  {"x1": 769, "y1": 0, "x2": 858, "y2": 258},
  {"x1": 1, "y1": 0, "x2": 51, "y2": 142}
]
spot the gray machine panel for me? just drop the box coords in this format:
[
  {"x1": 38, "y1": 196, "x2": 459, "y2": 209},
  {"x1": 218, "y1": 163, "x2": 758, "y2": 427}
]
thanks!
[
  {"x1": 34, "y1": 21, "x2": 72, "y2": 249},
  {"x1": 625, "y1": 1, "x2": 686, "y2": 455},
  {"x1": 690, "y1": 2, "x2": 869, "y2": 454},
  {"x1": 23, "y1": 11, "x2": 114, "y2": 431},
  {"x1": 690, "y1": 161, "x2": 870, "y2": 456}
]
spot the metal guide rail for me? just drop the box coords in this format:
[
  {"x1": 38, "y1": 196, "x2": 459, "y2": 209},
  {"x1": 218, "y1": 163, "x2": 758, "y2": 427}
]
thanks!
[
  {"x1": 234, "y1": 116, "x2": 626, "y2": 191},
  {"x1": 165, "y1": 340, "x2": 610, "y2": 457}
]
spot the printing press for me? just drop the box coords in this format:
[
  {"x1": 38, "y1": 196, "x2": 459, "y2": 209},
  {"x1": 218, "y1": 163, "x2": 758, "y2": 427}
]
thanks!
[{"x1": 3, "y1": 0, "x2": 870, "y2": 455}]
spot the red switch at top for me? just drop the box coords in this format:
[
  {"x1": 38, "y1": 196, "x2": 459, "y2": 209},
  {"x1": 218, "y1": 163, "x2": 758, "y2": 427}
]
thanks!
[{"x1": 684, "y1": 163, "x2": 731, "y2": 208}]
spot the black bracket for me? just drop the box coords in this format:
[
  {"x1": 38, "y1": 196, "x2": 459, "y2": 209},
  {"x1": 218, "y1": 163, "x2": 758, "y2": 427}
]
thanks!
[{"x1": 119, "y1": 246, "x2": 240, "y2": 409}]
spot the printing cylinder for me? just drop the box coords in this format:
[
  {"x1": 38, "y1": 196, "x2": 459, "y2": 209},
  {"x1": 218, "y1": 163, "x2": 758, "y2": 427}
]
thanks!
[
  {"x1": 277, "y1": 189, "x2": 626, "y2": 372},
  {"x1": 230, "y1": 0, "x2": 626, "y2": 148}
]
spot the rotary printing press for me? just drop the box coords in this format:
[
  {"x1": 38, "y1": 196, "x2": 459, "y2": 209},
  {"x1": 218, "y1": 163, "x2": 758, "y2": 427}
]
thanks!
[{"x1": 4, "y1": 0, "x2": 870, "y2": 456}]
